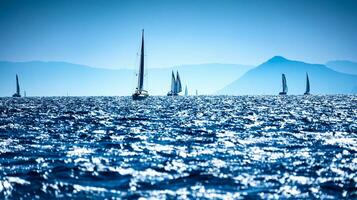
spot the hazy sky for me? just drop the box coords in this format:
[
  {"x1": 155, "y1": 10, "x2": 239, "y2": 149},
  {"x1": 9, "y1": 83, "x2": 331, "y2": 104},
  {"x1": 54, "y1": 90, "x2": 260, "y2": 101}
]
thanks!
[{"x1": 0, "y1": 0, "x2": 356, "y2": 68}]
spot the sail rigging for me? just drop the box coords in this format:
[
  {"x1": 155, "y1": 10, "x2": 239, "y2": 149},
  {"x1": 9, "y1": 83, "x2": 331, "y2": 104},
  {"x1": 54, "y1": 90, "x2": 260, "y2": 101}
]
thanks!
[
  {"x1": 137, "y1": 29, "x2": 145, "y2": 91},
  {"x1": 132, "y1": 29, "x2": 149, "y2": 100}
]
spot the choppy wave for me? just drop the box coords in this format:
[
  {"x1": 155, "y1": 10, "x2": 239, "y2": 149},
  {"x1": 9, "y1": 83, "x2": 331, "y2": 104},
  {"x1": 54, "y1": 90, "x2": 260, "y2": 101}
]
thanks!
[{"x1": 0, "y1": 95, "x2": 356, "y2": 199}]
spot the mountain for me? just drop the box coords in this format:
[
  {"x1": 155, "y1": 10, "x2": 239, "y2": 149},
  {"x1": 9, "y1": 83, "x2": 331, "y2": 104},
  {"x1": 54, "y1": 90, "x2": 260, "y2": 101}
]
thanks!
[
  {"x1": 219, "y1": 56, "x2": 357, "y2": 95},
  {"x1": 326, "y1": 60, "x2": 357, "y2": 75},
  {"x1": 0, "y1": 61, "x2": 251, "y2": 97}
]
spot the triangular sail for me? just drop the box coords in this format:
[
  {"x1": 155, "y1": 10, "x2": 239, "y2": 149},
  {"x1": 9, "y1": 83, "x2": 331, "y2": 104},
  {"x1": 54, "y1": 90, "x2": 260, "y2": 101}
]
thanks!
[
  {"x1": 16, "y1": 74, "x2": 20, "y2": 95},
  {"x1": 305, "y1": 73, "x2": 310, "y2": 94},
  {"x1": 137, "y1": 29, "x2": 145, "y2": 91},
  {"x1": 132, "y1": 29, "x2": 149, "y2": 100},
  {"x1": 171, "y1": 71, "x2": 176, "y2": 93},
  {"x1": 282, "y1": 74, "x2": 288, "y2": 93},
  {"x1": 176, "y1": 71, "x2": 182, "y2": 93}
]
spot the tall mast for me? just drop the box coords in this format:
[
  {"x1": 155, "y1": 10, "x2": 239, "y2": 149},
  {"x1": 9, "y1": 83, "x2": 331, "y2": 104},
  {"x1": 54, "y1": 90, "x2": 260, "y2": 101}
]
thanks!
[
  {"x1": 137, "y1": 29, "x2": 145, "y2": 91},
  {"x1": 16, "y1": 74, "x2": 20, "y2": 95}
]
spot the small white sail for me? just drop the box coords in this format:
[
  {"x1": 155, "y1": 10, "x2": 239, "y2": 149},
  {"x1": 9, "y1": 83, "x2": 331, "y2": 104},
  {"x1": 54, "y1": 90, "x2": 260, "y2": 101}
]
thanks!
[
  {"x1": 171, "y1": 71, "x2": 176, "y2": 93},
  {"x1": 176, "y1": 71, "x2": 182, "y2": 93},
  {"x1": 305, "y1": 73, "x2": 310, "y2": 95},
  {"x1": 282, "y1": 74, "x2": 288, "y2": 93}
]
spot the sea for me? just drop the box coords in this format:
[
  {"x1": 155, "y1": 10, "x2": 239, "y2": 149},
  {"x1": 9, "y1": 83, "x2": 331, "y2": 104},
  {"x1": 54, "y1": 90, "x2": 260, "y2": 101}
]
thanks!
[{"x1": 0, "y1": 95, "x2": 356, "y2": 199}]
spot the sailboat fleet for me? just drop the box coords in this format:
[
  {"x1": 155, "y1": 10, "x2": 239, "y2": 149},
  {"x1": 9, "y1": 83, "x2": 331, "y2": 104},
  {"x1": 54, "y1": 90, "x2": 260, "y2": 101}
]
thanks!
[
  {"x1": 167, "y1": 71, "x2": 182, "y2": 96},
  {"x1": 8, "y1": 30, "x2": 314, "y2": 98},
  {"x1": 278, "y1": 73, "x2": 311, "y2": 95},
  {"x1": 10, "y1": 72, "x2": 312, "y2": 98}
]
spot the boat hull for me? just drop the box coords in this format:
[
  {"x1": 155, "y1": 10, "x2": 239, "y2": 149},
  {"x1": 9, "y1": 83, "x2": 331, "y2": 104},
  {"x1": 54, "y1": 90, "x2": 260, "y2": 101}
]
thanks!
[
  {"x1": 304, "y1": 92, "x2": 310, "y2": 95},
  {"x1": 279, "y1": 92, "x2": 287, "y2": 95},
  {"x1": 132, "y1": 90, "x2": 149, "y2": 100},
  {"x1": 167, "y1": 92, "x2": 179, "y2": 96},
  {"x1": 12, "y1": 93, "x2": 21, "y2": 98}
]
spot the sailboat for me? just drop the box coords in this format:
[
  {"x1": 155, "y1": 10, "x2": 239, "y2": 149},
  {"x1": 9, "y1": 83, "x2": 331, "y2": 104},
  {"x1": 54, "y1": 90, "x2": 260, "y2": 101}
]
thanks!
[
  {"x1": 168, "y1": 71, "x2": 176, "y2": 96},
  {"x1": 185, "y1": 85, "x2": 188, "y2": 96},
  {"x1": 279, "y1": 73, "x2": 288, "y2": 95},
  {"x1": 167, "y1": 70, "x2": 182, "y2": 96},
  {"x1": 12, "y1": 74, "x2": 21, "y2": 97},
  {"x1": 132, "y1": 29, "x2": 149, "y2": 100},
  {"x1": 304, "y1": 73, "x2": 310, "y2": 95}
]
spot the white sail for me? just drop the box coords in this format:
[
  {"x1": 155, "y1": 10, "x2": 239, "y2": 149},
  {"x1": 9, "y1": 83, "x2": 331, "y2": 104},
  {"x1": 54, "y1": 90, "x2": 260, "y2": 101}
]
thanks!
[
  {"x1": 176, "y1": 71, "x2": 182, "y2": 93},
  {"x1": 171, "y1": 71, "x2": 176, "y2": 93},
  {"x1": 185, "y1": 85, "x2": 188, "y2": 96},
  {"x1": 167, "y1": 70, "x2": 183, "y2": 96},
  {"x1": 282, "y1": 74, "x2": 288, "y2": 93},
  {"x1": 305, "y1": 73, "x2": 310, "y2": 94}
]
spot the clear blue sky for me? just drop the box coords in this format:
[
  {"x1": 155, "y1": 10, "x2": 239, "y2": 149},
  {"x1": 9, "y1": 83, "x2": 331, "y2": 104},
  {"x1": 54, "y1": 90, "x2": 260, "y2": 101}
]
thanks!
[{"x1": 0, "y1": 0, "x2": 356, "y2": 68}]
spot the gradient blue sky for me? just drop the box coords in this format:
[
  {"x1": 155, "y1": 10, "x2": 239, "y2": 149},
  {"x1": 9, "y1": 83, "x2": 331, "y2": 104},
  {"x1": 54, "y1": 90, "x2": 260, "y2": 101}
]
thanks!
[{"x1": 0, "y1": 0, "x2": 356, "y2": 69}]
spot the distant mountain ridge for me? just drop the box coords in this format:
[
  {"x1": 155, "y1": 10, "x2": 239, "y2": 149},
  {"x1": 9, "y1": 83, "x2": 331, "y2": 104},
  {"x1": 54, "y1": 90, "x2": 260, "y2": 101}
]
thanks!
[
  {"x1": 2, "y1": 57, "x2": 356, "y2": 97},
  {"x1": 0, "y1": 61, "x2": 251, "y2": 96},
  {"x1": 326, "y1": 60, "x2": 357, "y2": 75},
  {"x1": 219, "y1": 56, "x2": 357, "y2": 95}
]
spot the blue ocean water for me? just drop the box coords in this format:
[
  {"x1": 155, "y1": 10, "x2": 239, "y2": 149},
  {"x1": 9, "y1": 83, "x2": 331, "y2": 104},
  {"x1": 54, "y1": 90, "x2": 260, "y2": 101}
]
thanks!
[{"x1": 0, "y1": 96, "x2": 356, "y2": 199}]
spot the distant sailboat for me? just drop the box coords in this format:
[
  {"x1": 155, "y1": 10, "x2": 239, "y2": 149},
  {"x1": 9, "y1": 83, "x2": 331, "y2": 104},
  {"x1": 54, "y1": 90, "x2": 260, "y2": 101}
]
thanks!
[
  {"x1": 304, "y1": 73, "x2": 310, "y2": 95},
  {"x1": 12, "y1": 74, "x2": 21, "y2": 97},
  {"x1": 185, "y1": 85, "x2": 188, "y2": 96},
  {"x1": 132, "y1": 29, "x2": 149, "y2": 100},
  {"x1": 167, "y1": 70, "x2": 182, "y2": 96},
  {"x1": 196, "y1": 90, "x2": 198, "y2": 96},
  {"x1": 176, "y1": 71, "x2": 182, "y2": 93},
  {"x1": 279, "y1": 73, "x2": 288, "y2": 95}
]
